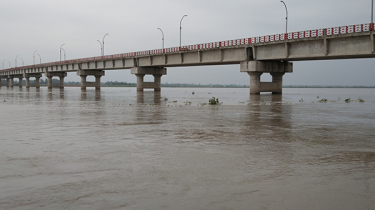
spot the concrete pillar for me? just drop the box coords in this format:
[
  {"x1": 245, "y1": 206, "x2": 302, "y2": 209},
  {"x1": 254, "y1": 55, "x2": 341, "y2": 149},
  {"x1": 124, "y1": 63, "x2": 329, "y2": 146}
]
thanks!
[
  {"x1": 77, "y1": 70, "x2": 104, "y2": 91},
  {"x1": 248, "y1": 72, "x2": 263, "y2": 94},
  {"x1": 131, "y1": 67, "x2": 167, "y2": 91},
  {"x1": 25, "y1": 77, "x2": 30, "y2": 88},
  {"x1": 80, "y1": 75, "x2": 87, "y2": 90},
  {"x1": 35, "y1": 77, "x2": 40, "y2": 88},
  {"x1": 240, "y1": 61, "x2": 293, "y2": 94},
  {"x1": 24, "y1": 73, "x2": 42, "y2": 88},
  {"x1": 270, "y1": 72, "x2": 285, "y2": 94},
  {"x1": 18, "y1": 77, "x2": 23, "y2": 88},
  {"x1": 95, "y1": 75, "x2": 101, "y2": 91},
  {"x1": 47, "y1": 76, "x2": 53, "y2": 89},
  {"x1": 59, "y1": 76, "x2": 64, "y2": 89},
  {"x1": 153, "y1": 74, "x2": 162, "y2": 91},
  {"x1": 136, "y1": 74, "x2": 145, "y2": 91},
  {"x1": 9, "y1": 77, "x2": 14, "y2": 87},
  {"x1": 45, "y1": 72, "x2": 67, "y2": 89}
]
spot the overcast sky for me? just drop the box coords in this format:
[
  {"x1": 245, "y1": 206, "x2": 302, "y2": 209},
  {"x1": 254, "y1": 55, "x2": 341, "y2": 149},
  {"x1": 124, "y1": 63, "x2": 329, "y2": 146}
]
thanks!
[{"x1": 1, "y1": 0, "x2": 375, "y2": 86}]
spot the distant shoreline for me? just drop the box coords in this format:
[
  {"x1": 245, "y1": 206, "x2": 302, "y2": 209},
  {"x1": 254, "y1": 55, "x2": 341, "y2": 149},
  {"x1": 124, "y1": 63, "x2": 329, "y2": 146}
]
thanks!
[
  {"x1": 60, "y1": 85, "x2": 375, "y2": 88},
  {"x1": 8, "y1": 82, "x2": 374, "y2": 88}
]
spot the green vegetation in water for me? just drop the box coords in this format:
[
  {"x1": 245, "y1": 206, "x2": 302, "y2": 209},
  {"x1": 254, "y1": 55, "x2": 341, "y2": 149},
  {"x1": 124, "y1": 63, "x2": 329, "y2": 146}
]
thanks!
[
  {"x1": 345, "y1": 98, "x2": 351, "y2": 103},
  {"x1": 185, "y1": 101, "x2": 192, "y2": 105},
  {"x1": 162, "y1": 97, "x2": 168, "y2": 101},
  {"x1": 358, "y1": 98, "x2": 365, "y2": 103},
  {"x1": 318, "y1": 98, "x2": 328, "y2": 103},
  {"x1": 208, "y1": 97, "x2": 220, "y2": 105},
  {"x1": 192, "y1": 92, "x2": 195, "y2": 95}
]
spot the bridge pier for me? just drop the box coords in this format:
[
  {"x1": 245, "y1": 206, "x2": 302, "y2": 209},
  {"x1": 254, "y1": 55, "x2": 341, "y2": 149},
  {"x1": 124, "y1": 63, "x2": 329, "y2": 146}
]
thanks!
[
  {"x1": 131, "y1": 67, "x2": 167, "y2": 91},
  {"x1": 24, "y1": 73, "x2": 42, "y2": 88},
  {"x1": 7, "y1": 76, "x2": 14, "y2": 87},
  {"x1": 45, "y1": 72, "x2": 67, "y2": 89},
  {"x1": 0, "y1": 77, "x2": 6, "y2": 87},
  {"x1": 17, "y1": 76, "x2": 23, "y2": 88},
  {"x1": 241, "y1": 61, "x2": 293, "y2": 94},
  {"x1": 77, "y1": 70, "x2": 105, "y2": 90}
]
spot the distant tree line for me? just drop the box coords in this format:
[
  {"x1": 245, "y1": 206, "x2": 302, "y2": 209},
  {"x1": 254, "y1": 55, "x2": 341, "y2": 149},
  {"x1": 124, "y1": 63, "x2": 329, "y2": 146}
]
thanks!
[
  {"x1": 161, "y1": 83, "x2": 248, "y2": 88},
  {"x1": 3, "y1": 79, "x2": 373, "y2": 88}
]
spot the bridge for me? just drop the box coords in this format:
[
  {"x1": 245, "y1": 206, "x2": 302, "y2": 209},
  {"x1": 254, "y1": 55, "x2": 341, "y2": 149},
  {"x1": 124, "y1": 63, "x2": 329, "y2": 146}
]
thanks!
[{"x1": 1, "y1": 23, "x2": 374, "y2": 94}]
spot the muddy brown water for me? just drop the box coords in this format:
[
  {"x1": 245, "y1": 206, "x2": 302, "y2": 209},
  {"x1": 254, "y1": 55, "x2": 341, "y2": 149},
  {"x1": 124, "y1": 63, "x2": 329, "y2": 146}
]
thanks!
[{"x1": 0, "y1": 87, "x2": 374, "y2": 210}]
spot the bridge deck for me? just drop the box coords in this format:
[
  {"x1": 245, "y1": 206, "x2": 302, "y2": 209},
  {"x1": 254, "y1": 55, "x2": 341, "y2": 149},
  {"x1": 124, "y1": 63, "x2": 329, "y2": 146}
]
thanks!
[{"x1": 1, "y1": 23, "x2": 374, "y2": 77}]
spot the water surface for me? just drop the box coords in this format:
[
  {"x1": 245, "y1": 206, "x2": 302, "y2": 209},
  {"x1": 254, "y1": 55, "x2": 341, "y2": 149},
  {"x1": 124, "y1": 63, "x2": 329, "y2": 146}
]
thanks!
[{"x1": 0, "y1": 87, "x2": 374, "y2": 210}]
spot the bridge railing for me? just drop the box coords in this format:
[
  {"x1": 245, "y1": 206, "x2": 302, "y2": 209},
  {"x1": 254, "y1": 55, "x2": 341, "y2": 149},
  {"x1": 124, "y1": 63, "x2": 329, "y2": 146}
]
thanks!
[{"x1": 1, "y1": 23, "x2": 373, "y2": 73}]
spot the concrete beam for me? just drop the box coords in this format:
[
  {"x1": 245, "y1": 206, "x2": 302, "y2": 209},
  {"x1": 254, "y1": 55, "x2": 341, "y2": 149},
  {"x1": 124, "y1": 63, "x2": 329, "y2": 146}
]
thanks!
[
  {"x1": 77, "y1": 70, "x2": 105, "y2": 76},
  {"x1": 131, "y1": 67, "x2": 167, "y2": 75},
  {"x1": 240, "y1": 61, "x2": 293, "y2": 73},
  {"x1": 24, "y1": 73, "x2": 42, "y2": 78},
  {"x1": 45, "y1": 72, "x2": 67, "y2": 77}
]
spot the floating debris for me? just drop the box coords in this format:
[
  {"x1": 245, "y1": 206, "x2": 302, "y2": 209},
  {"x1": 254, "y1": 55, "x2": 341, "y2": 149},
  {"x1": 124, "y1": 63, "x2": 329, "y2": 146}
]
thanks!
[{"x1": 208, "y1": 97, "x2": 220, "y2": 105}]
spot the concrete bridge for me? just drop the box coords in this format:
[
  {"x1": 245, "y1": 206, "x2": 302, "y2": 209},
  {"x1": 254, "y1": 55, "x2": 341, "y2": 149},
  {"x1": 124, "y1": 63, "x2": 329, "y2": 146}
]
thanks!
[{"x1": 1, "y1": 23, "x2": 374, "y2": 94}]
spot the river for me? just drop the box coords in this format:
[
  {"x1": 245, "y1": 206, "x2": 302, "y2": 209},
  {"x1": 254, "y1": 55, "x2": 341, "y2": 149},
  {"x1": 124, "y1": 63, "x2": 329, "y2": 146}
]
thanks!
[{"x1": 0, "y1": 87, "x2": 374, "y2": 210}]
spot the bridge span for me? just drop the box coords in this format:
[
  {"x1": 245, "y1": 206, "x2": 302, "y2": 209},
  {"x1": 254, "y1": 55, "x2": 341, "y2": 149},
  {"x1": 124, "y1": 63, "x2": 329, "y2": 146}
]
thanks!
[{"x1": 1, "y1": 23, "x2": 374, "y2": 94}]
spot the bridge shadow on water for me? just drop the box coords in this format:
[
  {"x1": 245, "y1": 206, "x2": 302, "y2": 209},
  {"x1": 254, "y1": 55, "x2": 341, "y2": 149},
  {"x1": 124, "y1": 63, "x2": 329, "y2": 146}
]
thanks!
[
  {"x1": 136, "y1": 91, "x2": 161, "y2": 105},
  {"x1": 246, "y1": 94, "x2": 293, "y2": 141},
  {"x1": 80, "y1": 90, "x2": 101, "y2": 101}
]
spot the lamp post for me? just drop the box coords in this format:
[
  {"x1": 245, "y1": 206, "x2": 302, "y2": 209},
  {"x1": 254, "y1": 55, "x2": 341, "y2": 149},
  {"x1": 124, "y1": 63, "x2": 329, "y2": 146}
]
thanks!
[
  {"x1": 102, "y1": 33, "x2": 109, "y2": 56},
  {"x1": 61, "y1": 48, "x2": 66, "y2": 61},
  {"x1": 7, "y1": 61, "x2": 11, "y2": 68},
  {"x1": 33, "y1": 50, "x2": 37, "y2": 65},
  {"x1": 15, "y1": 55, "x2": 19, "y2": 67},
  {"x1": 37, "y1": 54, "x2": 42, "y2": 64},
  {"x1": 372, "y1": 0, "x2": 374, "y2": 30},
  {"x1": 180, "y1": 15, "x2": 188, "y2": 47},
  {"x1": 157, "y1": 28, "x2": 164, "y2": 49},
  {"x1": 2, "y1": 59, "x2": 6, "y2": 69},
  {"x1": 20, "y1": 58, "x2": 24, "y2": 66},
  {"x1": 281, "y1": 1, "x2": 288, "y2": 33},
  {"x1": 60, "y1": 44, "x2": 65, "y2": 62},
  {"x1": 97, "y1": 40, "x2": 103, "y2": 56}
]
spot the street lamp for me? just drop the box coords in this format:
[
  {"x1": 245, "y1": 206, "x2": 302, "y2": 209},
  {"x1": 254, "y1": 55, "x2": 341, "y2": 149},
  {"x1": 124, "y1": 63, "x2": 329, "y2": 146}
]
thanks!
[
  {"x1": 97, "y1": 40, "x2": 103, "y2": 56},
  {"x1": 7, "y1": 61, "x2": 11, "y2": 68},
  {"x1": 15, "y1": 55, "x2": 19, "y2": 67},
  {"x1": 157, "y1": 28, "x2": 164, "y2": 49},
  {"x1": 60, "y1": 44, "x2": 65, "y2": 62},
  {"x1": 281, "y1": 1, "x2": 288, "y2": 33},
  {"x1": 61, "y1": 48, "x2": 66, "y2": 61},
  {"x1": 2, "y1": 59, "x2": 6, "y2": 69},
  {"x1": 372, "y1": 0, "x2": 374, "y2": 30},
  {"x1": 37, "y1": 54, "x2": 42, "y2": 64},
  {"x1": 20, "y1": 58, "x2": 24, "y2": 66},
  {"x1": 33, "y1": 50, "x2": 37, "y2": 65},
  {"x1": 180, "y1": 15, "x2": 188, "y2": 47},
  {"x1": 102, "y1": 33, "x2": 109, "y2": 56}
]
